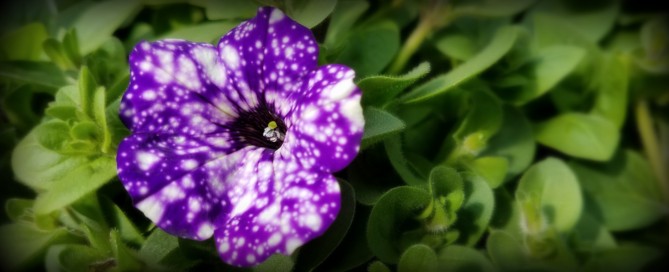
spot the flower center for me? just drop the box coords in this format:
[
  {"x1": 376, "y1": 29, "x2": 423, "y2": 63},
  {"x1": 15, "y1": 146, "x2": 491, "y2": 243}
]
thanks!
[{"x1": 230, "y1": 106, "x2": 286, "y2": 150}]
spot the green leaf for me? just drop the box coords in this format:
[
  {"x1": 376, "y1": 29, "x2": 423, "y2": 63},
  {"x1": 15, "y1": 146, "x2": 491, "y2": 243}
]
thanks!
[
  {"x1": 79, "y1": 66, "x2": 97, "y2": 118},
  {"x1": 111, "y1": 204, "x2": 145, "y2": 246},
  {"x1": 139, "y1": 228, "x2": 179, "y2": 265},
  {"x1": 324, "y1": 0, "x2": 370, "y2": 48},
  {"x1": 452, "y1": 0, "x2": 536, "y2": 18},
  {"x1": 194, "y1": 0, "x2": 258, "y2": 20},
  {"x1": 455, "y1": 172, "x2": 495, "y2": 246},
  {"x1": 285, "y1": 0, "x2": 337, "y2": 28},
  {"x1": 463, "y1": 156, "x2": 509, "y2": 189},
  {"x1": 570, "y1": 209, "x2": 617, "y2": 254},
  {"x1": 438, "y1": 245, "x2": 494, "y2": 272},
  {"x1": 317, "y1": 205, "x2": 374, "y2": 271},
  {"x1": 35, "y1": 120, "x2": 71, "y2": 152},
  {"x1": 440, "y1": 87, "x2": 503, "y2": 162},
  {"x1": 534, "y1": 113, "x2": 619, "y2": 161},
  {"x1": 385, "y1": 135, "x2": 426, "y2": 186},
  {"x1": 4, "y1": 198, "x2": 34, "y2": 222},
  {"x1": 70, "y1": 121, "x2": 99, "y2": 141},
  {"x1": 590, "y1": 54, "x2": 629, "y2": 128},
  {"x1": 72, "y1": 0, "x2": 142, "y2": 55},
  {"x1": 11, "y1": 130, "x2": 89, "y2": 190},
  {"x1": 334, "y1": 21, "x2": 400, "y2": 78},
  {"x1": 46, "y1": 245, "x2": 108, "y2": 272},
  {"x1": 0, "y1": 22, "x2": 48, "y2": 61},
  {"x1": 33, "y1": 156, "x2": 117, "y2": 215},
  {"x1": 359, "y1": 62, "x2": 431, "y2": 107},
  {"x1": 159, "y1": 21, "x2": 238, "y2": 43},
  {"x1": 637, "y1": 15, "x2": 669, "y2": 74},
  {"x1": 504, "y1": 45, "x2": 586, "y2": 104},
  {"x1": 0, "y1": 61, "x2": 69, "y2": 89},
  {"x1": 435, "y1": 34, "x2": 476, "y2": 61},
  {"x1": 43, "y1": 39, "x2": 76, "y2": 70},
  {"x1": 368, "y1": 260, "x2": 391, "y2": 272},
  {"x1": 529, "y1": 0, "x2": 619, "y2": 43},
  {"x1": 482, "y1": 105, "x2": 535, "y2": 181},
  {"x1": 583, "y1": 245, "x2": 662, "y2": 272},
  {"x1": 0, "y1": 223, "x2": 78, "y2": 270},
  {"x1": 397, "y1": 244, "x2": 438, "y2": 272},
  {"x1": 402, "y1": 25, "x2": 518, "y2": 103},
  {"x1": 367, "y1": 186, "x2": 432, "y2": 263},
  {"x1": 62, "y1": 29, "x2": 82, "y2": 66},
  {"x1": 254, "y1": 254, "x2": 295, "y2": 272},
  {"x1": 361, "y1": 108, "x2": 406, "y2": 149},
  {"x1": 294, "y1": 180, "x2": 356, "y2": 271},
  {"x1": 82, "y1": 223, "x2": 112, "y2": 255},
  {"x1": 110, "y1": 229, "x2": 143, "y2": 271},
  {"x1": 486, "y1": 230, "x2": 528, "y2": 271},
  {"x1": 569, "y1": 150, "x2": 667, "y2": 231},
  {"x1": 516, "y1": 157, "x2": 583, "y2": 233},
  {"x1": 92, "y1": 86, "x2": 111, "y2": 153}
]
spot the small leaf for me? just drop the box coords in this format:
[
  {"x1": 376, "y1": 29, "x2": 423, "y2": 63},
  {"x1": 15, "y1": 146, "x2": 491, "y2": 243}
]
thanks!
[
  {"x1": 402, "y1": 25, "x2": 518, "y2": 103},
  {"x1": 43, "y1": 39, "x2": 75, "y2": 70},
  {"x1": 482, "y1": 105, "x2": 535, "y2": 181},
  {"x1": 455, "y1": 172, "x2": 495, "y2": 246},
  {"x1": 45, "y1": 104, "x2": 78, "y2": 121},
  {"x1": 92, "y1": 86, "x2": 111, "y2": 153},
  {"x1": 397, "y1": 244, "x2": 438, "y2": 272},
  {"x1": 33, "y1": 156, "x2": 117, "y2": 215},
  {"x1": 569, "y1": 150, "x2": 667, "y2": 231},
  {"x1": 82, "y1": 224, "x2": 112, "y2": 255},
  {"x1": 0, "y1": 22, "x2": 48, "y2": 61},
  {"x1": 139, "y1": 228, "x2": 179, "y2": 265},
  {"x1": 534, "y1": 113, "x2": 619, "y2": 161},
  {"x1": 438, "y1": 245, "x2": 495, "y2": 272},
  {"x1": 529, "y1": 0, "x2": 619, "y2": 43},
  {"x1": 367, "y1": 186, "x2": 431, "y2": 263},
  {"x1": 47, "y1": 245, "x2": 109, "y2": 272},
  {"x1": 435, "y1": 34, "x2": 476, "y2": 61},
  {"x1": 35, "y1": 120, "x2": 71, "y2": 152},
  {"x1": 4, "y1": 198, "x2": 34, "y2": 222},
  {"x1": 453, "y1": 0, "x2": 537, "y2": 18},
  {"x1": 79, "y1": 66, "x2": 97, "y2": 118},
  {"x1": 11, "y1": 130, "x2": 89, "y2": 190},
  {"x1": 463, "y1": 156, "x2": 509, "y2": 189},
  {"x1": 361, "y1": 107, "x2": 406, "y2": 149},
  {"x1": 110, "y1": 229, "x2": 143, "y2": 271},
  {"x1": 583, "y1": 245, "x2": 662, "y2": 272},
  {"x1": 385, "y1": 135, "x2": 426, "y2": 186},
  {"x1": 504, "y1": 45, "x2": 586, "y2": 104},
  {"x1": 590, "y1": 54, "x2": 629, "y2": 128},
  {"x1": 72, "y1": 0, "x2": 142, "y2": 55},
  {"x1": 359, "y1": 62, "x2": 431, "y2": 107},
  {"x1": 334, "y1": 21, "x2": 400, "y2": 78},
  {"x1": 159, "y1": 21, "x2": 238, "y2": 43},
  {"x1": 70, "y1": 121, "x2": 99, "y2": 141},
  {"x1": 0, "y1": 61, "x2": 69, "y2": 89},
  {"x1": 486, "y1": 230, "x2": 528, "y2": 271},
  {"x1": 324, "y1": 0, "x2": 370, "y2": 48},
  {"x1": 254, "y1": 254, "x2": 295, "y2": 272},
  {"x1": 0, "y1": 223, "x2": 78, "y2": 270},
  {"x1": 195, "y1": 0, "x2": 258, "y2": 20},
  {"x1": 368, "y1": 261, "x2": 391, "y2": 272},
  {"x1": 285, "y1": 0, "x2": 337, "y2": 28},
  {"x1": 516, "y1": 157, "x2": 583, "y2": 233},
  {"x1": 111, "y1": 204, "x2": 145, "y2": 246}
]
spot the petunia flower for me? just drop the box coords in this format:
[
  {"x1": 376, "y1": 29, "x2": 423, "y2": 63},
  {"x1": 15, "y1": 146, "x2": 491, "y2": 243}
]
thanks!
[{"x1": 116, "y1": 7, "x2": 364, "y2": 267}]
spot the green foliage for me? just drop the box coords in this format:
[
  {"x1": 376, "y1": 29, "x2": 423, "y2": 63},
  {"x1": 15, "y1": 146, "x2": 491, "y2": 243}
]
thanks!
[{"x1": 1, "y1": 0, "x2": 667, "y2": 271}]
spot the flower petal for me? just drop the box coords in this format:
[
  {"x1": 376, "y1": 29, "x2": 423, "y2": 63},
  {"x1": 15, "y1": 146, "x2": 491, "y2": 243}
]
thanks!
[
  {"x1": 280, "y1": 64, "x2": 364, "y2": 172},
  {"x1": 214, "y1": 158, "x2": 340, "y2": 267},
  {"x1": 117, "y1": 132, "x2": 234, "y2": 204},
  {"x1": 217, "y1": 7, "x2": 319, "y2": 116},
  {"x1": 121, "y1": 40, "x2": 239, "y2": 134}
]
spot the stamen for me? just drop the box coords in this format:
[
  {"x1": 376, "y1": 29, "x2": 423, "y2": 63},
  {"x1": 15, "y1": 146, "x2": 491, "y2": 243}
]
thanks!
[{"x1": 263, "y1": 121, "x2": 284, "y2": 142}]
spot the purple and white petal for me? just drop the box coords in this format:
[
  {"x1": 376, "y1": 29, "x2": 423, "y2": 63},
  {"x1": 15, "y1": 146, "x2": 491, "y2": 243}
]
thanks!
[
  {"x1": 214, "y1": 160, "x2": 340, "y2": 266},
  {"x1": 217, "y1": 7, "x2": 318, "y2": 117},
  {"x1": 117, "y1": 131, "x2": 234, "y2": 203},
  {"x1": 121, "y1": 40, "x2": 237, "y2": 134},
  {"x1": 278, "y1": 64, "x2": 364, "y2": 172}
]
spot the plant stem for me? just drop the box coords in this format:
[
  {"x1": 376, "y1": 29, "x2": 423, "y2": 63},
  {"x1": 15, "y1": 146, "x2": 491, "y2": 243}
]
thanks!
[
  {"x1": 635, "y1": 99, "x2": 669, "y2": 204},
  {"x1": 388, "y1": 0, "x2": 448, "y2": 74}
]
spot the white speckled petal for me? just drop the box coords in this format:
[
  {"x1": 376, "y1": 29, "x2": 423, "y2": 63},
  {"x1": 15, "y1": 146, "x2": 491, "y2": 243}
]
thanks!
[
  {"x1": 214, "y1": 156, "x2": 340, "y2": 266},
  {"x1": 278, "y1": 64, "x2": 364, "y2": 172}
]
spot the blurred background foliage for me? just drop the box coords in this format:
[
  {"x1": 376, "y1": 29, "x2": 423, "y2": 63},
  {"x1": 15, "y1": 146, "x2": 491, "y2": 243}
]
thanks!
[{"x1": 0, "y1": 0, "x2": 668, "y2": 271}]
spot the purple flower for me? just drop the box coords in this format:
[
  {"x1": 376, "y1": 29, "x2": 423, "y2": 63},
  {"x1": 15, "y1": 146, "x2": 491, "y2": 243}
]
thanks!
[{"x1": 116, "y1": 7, "x2": 364, "y2": 267}]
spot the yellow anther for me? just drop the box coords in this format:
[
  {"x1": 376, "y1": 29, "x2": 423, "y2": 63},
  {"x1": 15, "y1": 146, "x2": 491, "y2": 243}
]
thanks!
[{"x1": 268, "y1": 121, "x2": 278, "y2": 129}]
